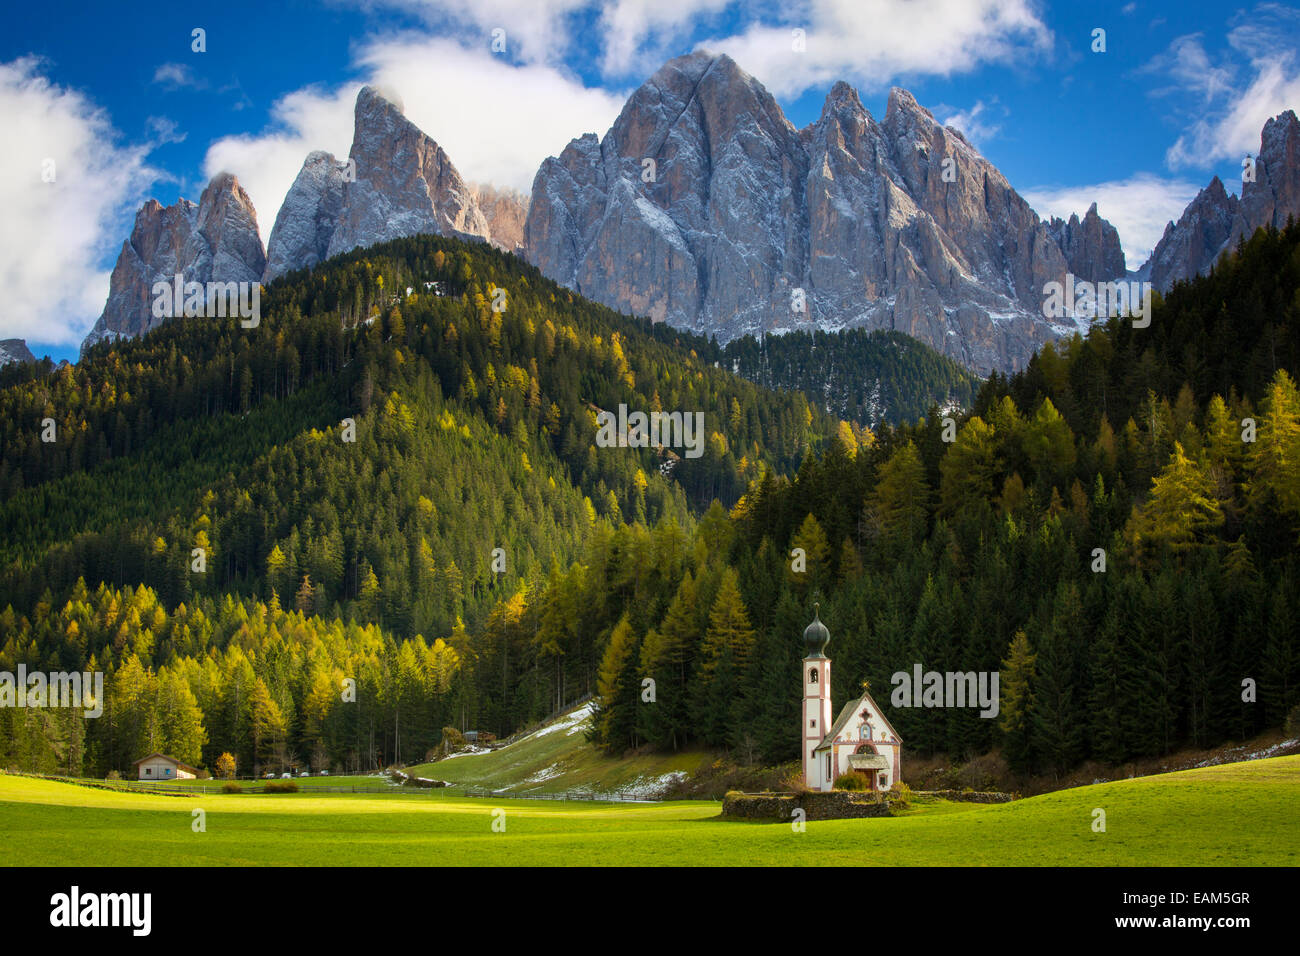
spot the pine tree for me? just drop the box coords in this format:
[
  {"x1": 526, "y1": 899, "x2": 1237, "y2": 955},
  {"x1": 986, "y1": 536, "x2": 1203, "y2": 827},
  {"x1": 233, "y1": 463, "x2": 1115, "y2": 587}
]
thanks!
[
  {"x1": 998, "y1": 630, "x2": 1036, "y2": 775},
  {"x1": 594, "y1": 614, "x2": 641, "y2": 752},
  {"x1": 788, "y1": 513, "x2": 830, "y2": 593},
  {"x1": 1127, "y1": 442, "x2": 1223, "y2": 559},
  {"x1": 870, "y1": 441, "x2": 931, "y2": 550}
]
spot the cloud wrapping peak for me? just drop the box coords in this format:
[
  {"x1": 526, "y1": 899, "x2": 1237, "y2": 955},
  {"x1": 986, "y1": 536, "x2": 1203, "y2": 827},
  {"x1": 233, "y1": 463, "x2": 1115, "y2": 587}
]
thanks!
[
  {"x1": 203, "y1": 36, "x2": 626, "y2": 245},
  {"x1": 0, "y1": 57, "x2": 156, "y2": 346}
]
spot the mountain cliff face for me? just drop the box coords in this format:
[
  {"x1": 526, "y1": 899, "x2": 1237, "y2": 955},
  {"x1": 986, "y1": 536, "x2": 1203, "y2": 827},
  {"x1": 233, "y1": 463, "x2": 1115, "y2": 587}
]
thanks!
[
  {"x1": 81, "y1": 173, "x2": 265, "y2": 355},
  {"x1": 0, "y1": 339, "x2": 36, "y2": 367},
  {"x1": 1046, "y1": 203, "x2": 1126, "y2": 282},
  {"x1": 263, "y1": 87, "x2": 493, "y2": 282},
  {"x1": 1231, "y1": 109, "x2": 1300, "y2": 252},
  {"x1": 472, "y1": 183, "x2": 530, "y2": 253},
  {"x1": 1142, "y1": 177, "x2": 1238, "y2": 290},
  {"x1": 1143, "y1": 110, "x2": 1300, "y2": 290},
  {"x1": 524, "y1": 52, "x2": 1094, "y2": 375},
  {"x1": 262, "y1": 151, "x2": 346, "y2": 283},
  {"x1": 326, "y1": 86, "x2": 490, "y2": 259}
]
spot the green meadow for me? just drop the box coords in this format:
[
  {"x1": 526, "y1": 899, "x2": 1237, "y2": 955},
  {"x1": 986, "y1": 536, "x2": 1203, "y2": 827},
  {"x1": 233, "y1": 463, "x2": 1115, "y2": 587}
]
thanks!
[
  {"x1": 405, "y1": 703, "x2": 709, "y2": 796},
  {"x1": 1, "y1": 756, "x2": 1296, "y2": 866}
]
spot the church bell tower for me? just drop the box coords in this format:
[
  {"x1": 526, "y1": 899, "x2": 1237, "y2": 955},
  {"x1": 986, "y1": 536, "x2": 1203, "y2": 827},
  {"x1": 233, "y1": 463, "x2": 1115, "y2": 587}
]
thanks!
[{"x1": 802, "y1": 604, "x2": 832, "y2": 790}]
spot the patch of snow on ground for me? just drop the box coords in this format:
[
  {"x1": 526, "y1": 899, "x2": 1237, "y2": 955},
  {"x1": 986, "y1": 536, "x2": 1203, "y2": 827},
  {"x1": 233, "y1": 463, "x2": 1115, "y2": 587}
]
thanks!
[
  {"x1": 525, "y1": 702, "x2": 595, "y2": 740},
  {"x1": 439, "y1": 745, "x2": 493, "y2": 760},
  {"x1": 1193, "y1": 738, "x2": 1300, "y2": 768},
  {"x1": 616, "y1": 771, "x2": 687, "y2": 799},
  {"x1": 524, "y1": 763, "x2": 563, "y2": 784}
]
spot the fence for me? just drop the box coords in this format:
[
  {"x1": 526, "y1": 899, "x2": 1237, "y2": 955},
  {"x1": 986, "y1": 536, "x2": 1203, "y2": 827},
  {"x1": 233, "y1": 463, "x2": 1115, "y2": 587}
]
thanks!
[
  {"x1": 455, "y1": 785, "x2": 659, "y2": 803},
  {"x1": 8, "y1": 770, "x2": 669, "y2": 802}
]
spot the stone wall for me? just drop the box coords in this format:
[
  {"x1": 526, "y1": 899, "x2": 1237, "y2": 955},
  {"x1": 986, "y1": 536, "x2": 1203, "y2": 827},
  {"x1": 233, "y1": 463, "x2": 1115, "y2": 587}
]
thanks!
[
  {"x1": 722, "y1": 790, "x2": 896, "y2": 821},
  {"x1": 916, "y1": 789, "x2": 1016, "y2": 803},
  {"x1": 722, "y1": 788, "x2": 1016, "y2": 820}
]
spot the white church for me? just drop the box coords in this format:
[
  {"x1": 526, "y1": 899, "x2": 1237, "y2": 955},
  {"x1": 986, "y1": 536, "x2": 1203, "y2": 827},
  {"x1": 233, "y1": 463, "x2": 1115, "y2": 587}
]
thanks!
[{"x1": 802, "y1": 605, "x2": 902, "y2": 792}]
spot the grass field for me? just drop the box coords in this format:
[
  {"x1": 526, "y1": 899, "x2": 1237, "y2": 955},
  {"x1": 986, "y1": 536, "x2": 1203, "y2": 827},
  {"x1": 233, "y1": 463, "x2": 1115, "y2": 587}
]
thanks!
[
  {"x1": 2, "y1": 755, "x2": 1296, "y2": 866},
  {"x1": 406, "y1": 702, "x2": 710, "y2": 797},
  {"x1": 114, "y1": 775, "x2": 400, "y2": 792}
]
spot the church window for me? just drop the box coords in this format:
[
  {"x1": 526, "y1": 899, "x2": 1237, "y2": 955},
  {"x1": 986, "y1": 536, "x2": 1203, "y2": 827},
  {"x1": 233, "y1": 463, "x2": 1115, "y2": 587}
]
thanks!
[{"x1": 809, "y1": 668, "x2": 818, "y2": 684}]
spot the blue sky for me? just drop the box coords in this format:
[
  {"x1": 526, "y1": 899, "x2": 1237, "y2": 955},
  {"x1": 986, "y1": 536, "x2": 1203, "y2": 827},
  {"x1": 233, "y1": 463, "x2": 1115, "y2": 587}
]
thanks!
[{"x1": 4, "y1": 0, "x2": 1299, "y2": 363}]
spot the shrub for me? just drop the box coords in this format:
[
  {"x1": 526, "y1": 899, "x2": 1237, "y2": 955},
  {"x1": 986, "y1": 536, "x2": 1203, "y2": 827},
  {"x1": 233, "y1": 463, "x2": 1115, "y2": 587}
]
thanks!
[
  {"x1": 834, "y1": 772, "x2": 868, "y2": 791},
  {"x1": 264, "y1": 780, "x2": 298, "y2": 794},
  {"x1": 773, "y1": 763, "x2": 810, "y2": 795},
  {"x1": 438, "y1": 727, "x2": 466, "y2": 757},
  {"x1": 222, "y1": 781, "x2": 243, "y2": 794},
  {"x1": 889, "y1": 781, "x2": 914, "y2": 804},
  {"x1": 105, "y1": 770, "x2": 121, "y2": 781},
  {"x1": 215, "y1": 752, "x2": 237, "y2": 779}
]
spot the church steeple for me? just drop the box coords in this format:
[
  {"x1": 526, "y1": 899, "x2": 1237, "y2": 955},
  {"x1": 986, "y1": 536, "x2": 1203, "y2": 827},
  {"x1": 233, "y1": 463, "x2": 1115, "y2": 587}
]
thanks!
[
  {"x1": 802, "y1": 605, "x2": 833, "y2": 789},
  {"x1": 803, "y1": 602, "x2": 830, "y2": 658}
]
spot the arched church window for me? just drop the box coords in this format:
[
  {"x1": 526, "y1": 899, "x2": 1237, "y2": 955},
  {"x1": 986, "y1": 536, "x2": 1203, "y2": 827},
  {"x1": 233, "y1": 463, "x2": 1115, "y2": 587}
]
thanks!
[{"x1": 809, "y1": 668, "x2": 818, "y2": 684}]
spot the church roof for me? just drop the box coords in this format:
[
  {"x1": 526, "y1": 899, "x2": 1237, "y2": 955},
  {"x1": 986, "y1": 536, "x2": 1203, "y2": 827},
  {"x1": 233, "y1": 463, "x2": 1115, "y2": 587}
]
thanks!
[{"x1": 813, "y1": 688, "x2": 903, "y2": 751}]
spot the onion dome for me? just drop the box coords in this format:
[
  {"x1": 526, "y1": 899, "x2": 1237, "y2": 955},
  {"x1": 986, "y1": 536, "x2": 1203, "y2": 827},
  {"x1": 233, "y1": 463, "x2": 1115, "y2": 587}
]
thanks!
[{"x1": 804, "y1": 603, "x2": 830, "y2": 659}]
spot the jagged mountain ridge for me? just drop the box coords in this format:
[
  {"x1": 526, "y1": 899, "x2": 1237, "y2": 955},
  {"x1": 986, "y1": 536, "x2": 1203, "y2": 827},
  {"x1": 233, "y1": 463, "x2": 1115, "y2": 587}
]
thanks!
[
  {"x1": 1046, "y1": 203, "x2": 1126, "y2": 282},
  {"x1": 1141, "y1": 109, "x2": 1300, "y2": 290},
  {"x1": 524, "y1": 52, "x2": 1119, "y2": 376},
  {"x1": 87, "y1": 55, "x2": 1296, "y2": 374},
  {"x1": 260, "y1": 86, "x2": 500, "y2": 283},
  {"x1": 81, "y1": 173, "x2": 266, "y2": 356}
]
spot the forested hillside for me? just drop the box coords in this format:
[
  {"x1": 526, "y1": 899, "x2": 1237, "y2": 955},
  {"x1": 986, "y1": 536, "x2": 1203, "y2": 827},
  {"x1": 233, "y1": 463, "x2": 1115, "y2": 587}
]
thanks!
[
  {"x1": 586, "y1": 225, "x2": 1300, "y2": 771},
  {"x1": 3, "y1": 225, "x2": 1298, "y2": 782},
  {"x1": 0, "y1": 235, "x2": 834, "y2": 774},
  {"x1": 723, "y1": 328, "x2": 981, "y2": 426}
]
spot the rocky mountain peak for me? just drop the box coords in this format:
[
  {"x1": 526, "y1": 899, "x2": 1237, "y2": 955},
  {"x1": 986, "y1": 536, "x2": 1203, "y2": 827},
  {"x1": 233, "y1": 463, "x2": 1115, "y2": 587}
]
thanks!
[
  {"x1": 0, "y1": 339, "x2": 36, "y2": 367},
  {"x1": 356, "y1": 84, "x2": 404, "y2": 115},
  {"x1": 324, "y1": 84, "x2": 490, "y2": 260},
  {"x1": 197, "y1": 173, "x2": 266, "y2": 283},
  {"x1": 263, "y1": 86, "x2": 493, "y2": 282},
  {"x1": 1046, "y1": 202, "x2": 1126, "y2": 282},
  {"x1": 884, "y1": 87, "x2": 936, "y2": 134},
  {"x1": 263, "y1": 151, "x2": 347, "y2": 282},
  {"x1": 81, "y1": 171, "x2": 266, "y2": 356},
  {"x1": 1143, "y1": 110, "x2": 1300, "y2": 290},
  {"x1": 525, "y1": 59, "x2": 1093, "y2": 375}
]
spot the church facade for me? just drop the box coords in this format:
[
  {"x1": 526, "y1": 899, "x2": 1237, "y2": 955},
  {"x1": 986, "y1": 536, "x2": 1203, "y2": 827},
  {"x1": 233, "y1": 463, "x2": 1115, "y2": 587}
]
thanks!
[{"x1": 802, "y1": 606, "x2": 902, "y2": 792}]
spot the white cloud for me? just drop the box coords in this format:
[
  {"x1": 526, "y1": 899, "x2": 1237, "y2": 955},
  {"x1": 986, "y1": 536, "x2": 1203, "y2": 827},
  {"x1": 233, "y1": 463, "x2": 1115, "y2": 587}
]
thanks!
[
  {"x1": 0, "y1": 58, "x2": 156, "y2": 346},
  {"x1": 1165, "y1": 55, "x2": 1300, "y2": 168},
  {"x1": 203, "y1": 36, "x2": 626, "y2": 244},
  {"x1": 371, "y1": 0, "x2": 592, "y2": 65},
  {"x1": 153, "y1": 62, "x2": 207, "y2": 91},
  {"x1": 202, "y1": 84, "x2": 357, "y2": 242},
  {"x1": 1023, "y1": 174, "x2": 1202, "y2": 267},
  {"x1": 1141, "y1": 34, "x2": 1236, "y2": 103},
  {"x1": 596, "y1": 0, "x2": 733, "y2": 77},
  {"x1": 704, "y1": 0, "x2": 1052, "y2": 98},
  {"x1": 146, "y1": 115, "x2": 187, "y2": 146},
  {"x1": 941, "y1": 100, "x2": 1002, "y2": 147},
  {"x1": 1151, "y1": 6, "x2": 1300, "y2": 168}
]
